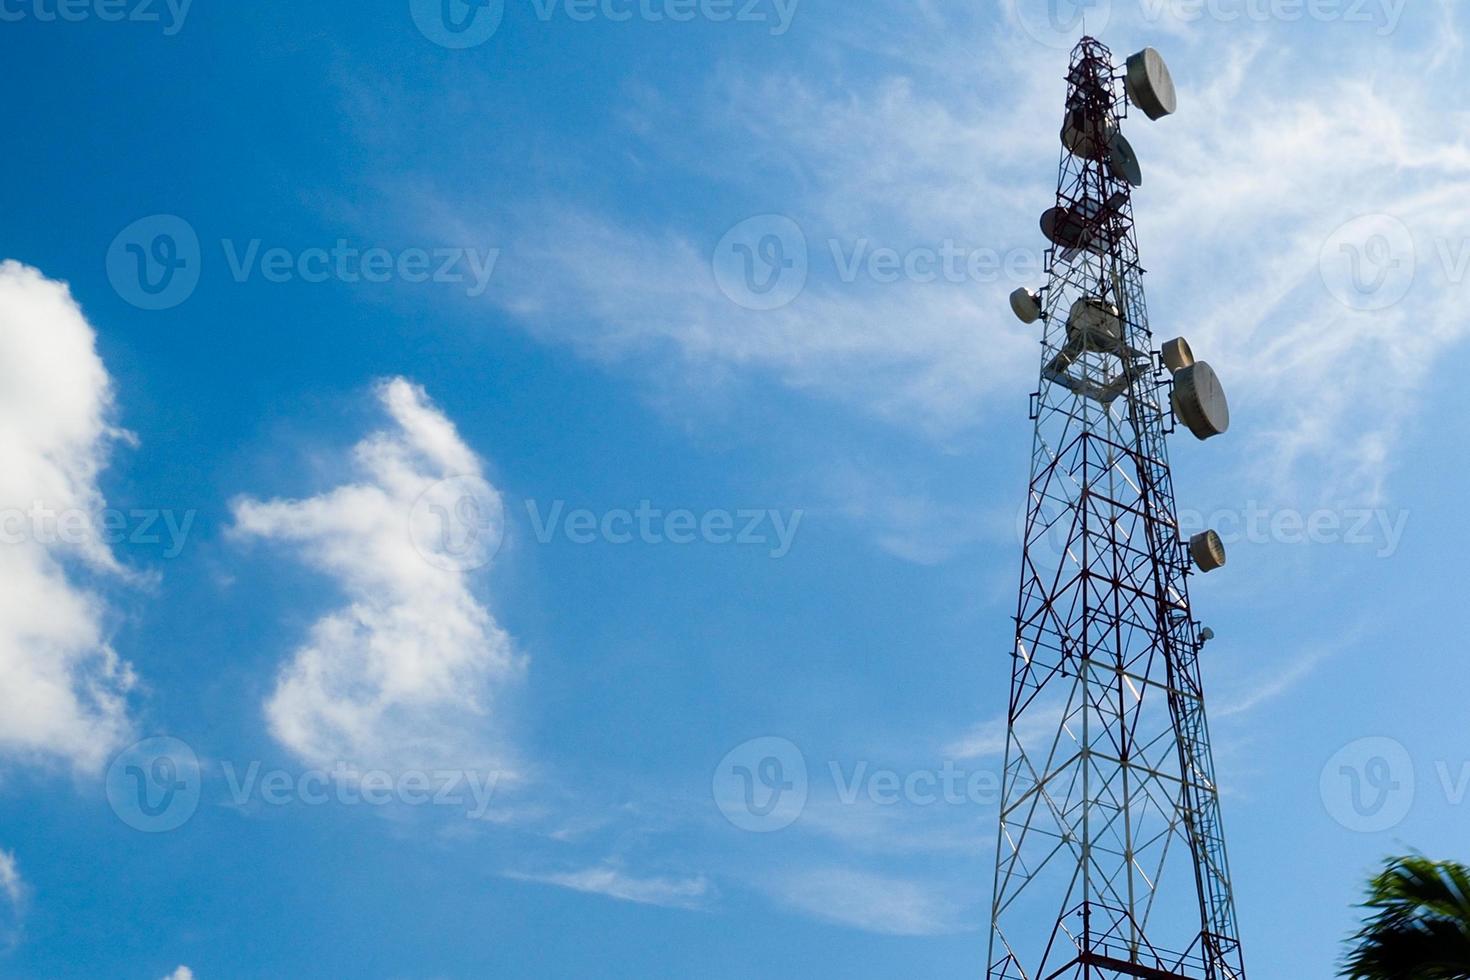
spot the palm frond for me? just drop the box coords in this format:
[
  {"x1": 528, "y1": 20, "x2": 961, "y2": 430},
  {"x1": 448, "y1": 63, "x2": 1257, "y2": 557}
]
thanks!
[{"x1": 1341, "y1": 856, "x2": 1470, "y2": 979}]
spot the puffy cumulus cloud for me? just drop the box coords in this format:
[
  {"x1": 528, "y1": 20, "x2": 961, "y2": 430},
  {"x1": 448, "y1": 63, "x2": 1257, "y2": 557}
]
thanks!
[
  {"x1": 159, "y1": 968, "x2": 194, "y2": 980},
  {"x1": 232, "y1": 378, "x2": 522, "y2": 776},
  {"x1": 0, "y1": 260, "x2": 136, "y2": 773}
]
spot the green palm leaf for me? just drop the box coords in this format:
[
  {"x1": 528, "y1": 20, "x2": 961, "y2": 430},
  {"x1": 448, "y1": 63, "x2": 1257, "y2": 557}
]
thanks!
[{"x1": 1342, "y1": 856, "x2": 1470, "y2": 979}]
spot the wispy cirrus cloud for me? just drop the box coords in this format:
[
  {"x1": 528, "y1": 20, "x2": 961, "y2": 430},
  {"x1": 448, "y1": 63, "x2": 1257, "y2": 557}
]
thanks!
[
  {"x1": 480, "y1": 205, "x2": 1031, "y2": 438},
  {"x1": 409, "y1": 6, "x2": 1470, "y2": 508},
  {"x1": 1213, "y1": 644, "x2": 1334, "y2": 720},
  {"x1": 362, "y1": 2, "x2": 1470, "y2": 944},
  {"x1": 764, "y1": 867, "x2": 971, "y2": 937},
  {"x1": 1133, "y1": 14, "x2": 1470, "y2": 504},
  {"x1": 503, "y1": 865, "x2": 712, "y2": 911},
  {"x1": 0, "y1": 848, "x2": 25, "y2": 945}
]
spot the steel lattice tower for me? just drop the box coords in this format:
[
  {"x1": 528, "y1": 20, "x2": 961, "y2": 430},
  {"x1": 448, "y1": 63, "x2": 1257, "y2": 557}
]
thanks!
[{"x1": 986, "y1": 38, "x2": 1246, "y2": 980}]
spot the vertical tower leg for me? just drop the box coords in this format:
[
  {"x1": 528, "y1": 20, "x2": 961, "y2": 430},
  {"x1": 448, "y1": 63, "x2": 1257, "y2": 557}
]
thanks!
[{"x1": 986, "y1": 37, "x2": 1245, "y2": 980}]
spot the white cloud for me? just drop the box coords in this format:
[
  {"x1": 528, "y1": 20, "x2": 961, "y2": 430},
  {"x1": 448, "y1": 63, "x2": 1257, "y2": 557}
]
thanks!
[
  {"x1": 414, "y1": 8, "x2": 1470, "y2": 507},
  {"x1": 0, "y1": 260, "x2": 136, "y2": 773},
  {"x1": 0, "y1": 848, "x2": 25, "y2": 946},
  {"x1": 796, "y1": 795, "x2": 988, "y2": 857},
  {"x1": 944, "y1": 716, "x2": 1009, "y2": 761},
  {"x1": 948, "y1": 638, "x2": 1335, "y2": 785},
  {"x1": 504, "y1": 866, "x2": 711, "y2": 911},
  {"x1": 159, "y1": 968, "x2": 194, "y2": 980},
  {"x1": 1213, "y1": 644, "x2": 1332, "y2": 720},
  {"x1": 766, "y1": 867, "x2": 968, "y2": 936},
  {"x1": 0, "y1": 850, "x2": 24, "y2": 908},
  {"x1": 371, "y1": 7, "x2": 1470, "y2": 934},
  {"x1": 1129, "y1": 26, "x2": 1470, "y2": 504},
  {"x1": 484, "y1": 206, "x2": 1029, "y2": 438},
  {"x1": 946, "y1": 698, "x2": 1068, "y2": 762},
  {"x1": 819, "y1": 460, "x2": 1002, "y2": 566},
  {"x1": 232, "y1": 378, "x2": 522, "y2": 775}
]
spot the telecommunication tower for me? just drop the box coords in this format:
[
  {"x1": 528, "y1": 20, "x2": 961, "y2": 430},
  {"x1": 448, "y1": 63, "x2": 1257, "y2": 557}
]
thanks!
[{"x1": 988, "y1": 37, "x2": 1246, "y2": 980}]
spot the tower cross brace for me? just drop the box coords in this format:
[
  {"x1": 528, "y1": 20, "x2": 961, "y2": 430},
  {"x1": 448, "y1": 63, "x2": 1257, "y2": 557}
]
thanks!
[{"x1": 986, "y1": 36, "x2": 1247, "y2": 980}]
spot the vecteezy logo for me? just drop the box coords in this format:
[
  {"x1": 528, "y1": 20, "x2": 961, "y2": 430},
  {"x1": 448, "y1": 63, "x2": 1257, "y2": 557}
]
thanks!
[
  {"x1": 712, "y1": 215, "x2": 809, "y2": 311},
  {"x1": 712, "y1": 736, "x2": 808, "y2": 833},
  {"x1": 409, "y1": 475, "x2": 506, "y2": 572},
  {"x1": 1320, "y1": 214, "x2": 1416, "y2": 311},
  {"x1": 106, "y1": 215, "x2": 201, "y2": 310},
  {"x1": 1013, "y1": 0, "x2": 1112, "y2": 50},
  {"x1": 410, "y1": 0, "x2": 505, "y2": 49},
  {"x1": 105, "y1": 736, "x2": 202, "y2": 832},
  {"x1": 1320, "y1": 736, "x2": 1415, "y2": 833}
]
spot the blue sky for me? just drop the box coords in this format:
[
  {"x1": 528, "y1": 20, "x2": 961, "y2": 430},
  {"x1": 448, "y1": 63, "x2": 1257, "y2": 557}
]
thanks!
[{"x1": 1, "y1": 0, "x2": 1469, "y2": 977}]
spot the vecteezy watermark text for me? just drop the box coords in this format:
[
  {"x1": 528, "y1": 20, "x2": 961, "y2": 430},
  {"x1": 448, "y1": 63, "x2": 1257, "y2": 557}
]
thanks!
[
  {"x1": 221, "y1": 761, "x2": 499, "y2": 818},
  {"x1": 1139, "y1": 0, "x2": 1407, "y2": 36},
  {"x1": 409, "y1": 0, "x2": 800, "y2": 47},
  {"x1": 1021, "y1": 501, "x2": 1410, "y2": 562},
  {"x1": 529, "y1": 0, "x2": 799, "y2": 33},
  {"x1": 220, "y1": 240, "x2": 499, "y2": 296},
  {"x1": 1319, "y1": 736, "x2": 1470, "y2": 833},
  {"x1": 712, "y1": 736, "x2": 1001, "y2": 832},
  {"x1": 107, "y1": 214, "x2": 500, "y2": 310},
  {"x1": 1013, "y1": 0, "x2": 1407, "y2": 48},
  {"x1": 829, "y1": 239, "x2": 1042, "y2": 286},
  {"x1": 0, "y1": 504, "x2": 196, "y2": 558},
  {"x1": 1320, "y1": 214, "x2": 1470, "y2": 311},
  {"x1": 712, "y1": 214, "x2": 1045, "y2": 311},
  {"x1": 0, "y1": 0, "x2": 193, "y2": 35},
  {"x1": 404, "y1": 479, "x2": 808, "y2": 572},
  {"x1": 105, "y1": 736, "x2": 502, "y2": 831},
  {"x1": 1176, "y1": 503, "x2": 1409, "y2": 558},
  {"x1": 525, "y1": 500, "x2": 804, "y2": 558}
]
